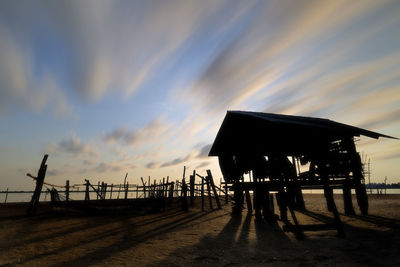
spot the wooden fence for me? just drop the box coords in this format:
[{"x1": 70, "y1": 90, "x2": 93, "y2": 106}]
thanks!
[{"x1": 0, "y1": 155, "x2": 231, "y2": 215}]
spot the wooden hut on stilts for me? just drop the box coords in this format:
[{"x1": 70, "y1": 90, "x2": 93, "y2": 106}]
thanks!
[{"x1": 208, "y1": 111, "x2": 396, "y2": 235}]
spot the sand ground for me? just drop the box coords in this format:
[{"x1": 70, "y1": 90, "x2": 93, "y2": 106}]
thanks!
[{"x1": 0, "y1": 194, "x2": 400, "y2": 266}]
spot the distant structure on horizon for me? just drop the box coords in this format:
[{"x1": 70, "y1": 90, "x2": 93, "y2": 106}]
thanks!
[{"x1": 208, "y1": 111, "x2": 396, "y2": 235}]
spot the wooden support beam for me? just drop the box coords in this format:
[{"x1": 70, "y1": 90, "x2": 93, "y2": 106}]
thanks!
[
  {"x1": 245, "y1": 189, "x2": 252, "y2": 214},
  {"x1": 207, "y1": 170, "x2": 221, "y2": 209},
  {"x1": 141, "y1": 177, "x2": 147, "y2": 198},
  {"x1": 85, "y1": 179, "x2": 104, "y2": 200},
  {"x1": 343, "y1": 178, "x2": 355, "y2": 215},
  {"x1": 345, "y1": 137, "x2": 368, "y2": 215}
]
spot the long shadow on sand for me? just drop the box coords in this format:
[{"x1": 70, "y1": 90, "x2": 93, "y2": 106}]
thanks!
[
  {"x1": 32, "y1": 209, "x2": 219, "y2": 266},
  {"x1": 155, "y1": 209, "x2": 400, "y2": 266},
  {"x1": 155, "y1": 211, "x2": 294, "y2": 266}
]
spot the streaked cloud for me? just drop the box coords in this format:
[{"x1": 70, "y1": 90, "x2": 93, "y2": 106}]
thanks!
[
  {"x1": 195, "y1": 161, "x2": 212, "y2": 169},
  {"x1": 0, "y1": 24, "x2": 72, "y2": 117},
  {"x1": 183, "y1": 0, "x2": 400, "y2": 124},
  {"x1": 94, "y1": 162, "x2": 121, "y2": 173},
  {"x1": 146, "y1": 161, "x2": 160, "y2": 169},
  {"x1": 197, "y1": 144, "x2": 212, "y2": 159},
  {"x1": 359, "y1": 108, "x2": 400, "y2": 131},
  {"x1": 46, "y1": 134, "x2": 98, "y2": 157},
  {"x1": 103, "y1": 118, "x2": 169, "y2": 147},
  {"x1": 160, "y1": 155, "x2": 191, "y2": 168}
]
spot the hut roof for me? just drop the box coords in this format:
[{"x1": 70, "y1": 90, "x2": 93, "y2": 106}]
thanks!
[{"x1": 208, "y1": 111, "x2": 396, "y2": 156}]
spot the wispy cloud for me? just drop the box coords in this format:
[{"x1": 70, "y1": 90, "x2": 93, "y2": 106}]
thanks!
[
  {"x1": 103, "y1": 118, "x2": 169, "y2": 147},
  {"x1": 195, "y1": 161, "x2": 212, "y2": 169},
  {"x1": 160, "y1": 154, "x2": 191, "y2": 168},
  {"x1": 197, "y1": 144, "x2": 212, "y2": 159},
  {"x1": 182, "y1": 0, "x2": 400, "y2": 125},
  {"x1": 94, "y1": 162, "x2": 121, "y2": 173},
  {"x1": 359, "y1": 108, "x2": 400, "y2": 131},
  {"x1": 46, "y1": 134, "x2": 98, "y2": 157},
  {"x1": 146, "y1": 161, "x2": 160, "y2": 169},
  {"x1": 33, "y1": 1, "x2": 255, "y2": 102},
  {"x1": 0, "y1": 24, "x2": 73, "y2": 117}
]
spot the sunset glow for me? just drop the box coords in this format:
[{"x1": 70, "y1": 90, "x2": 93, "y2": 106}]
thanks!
[{"x1": 0, "y1": 0, "x2": 399, "y2": 191}]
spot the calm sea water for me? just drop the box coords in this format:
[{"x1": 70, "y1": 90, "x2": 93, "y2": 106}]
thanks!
[{"x1": 2, "y1": 188, "x2": 400, "y2": 203}]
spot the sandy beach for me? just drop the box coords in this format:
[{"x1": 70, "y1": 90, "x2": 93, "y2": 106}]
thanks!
[{"x1": 0, "y1": 194, "x2": 399, "y2": 266}]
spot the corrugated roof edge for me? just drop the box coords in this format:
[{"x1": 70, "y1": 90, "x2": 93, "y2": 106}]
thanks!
[{"x1": 227, "y1": 110, "x2": 398, "y2": 140}]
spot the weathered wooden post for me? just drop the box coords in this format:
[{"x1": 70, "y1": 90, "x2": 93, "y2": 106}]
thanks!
[
  {"x1": 110, "y1": 184, "x2": 114, "y2": 199},
  {"x1": 104, "y1": 183, "x2": 108, "y2": 199},
  {"x1": 245, "y1": 189, "x2": 252, "y2": 214},
  {"x1": 292, "y1": 156, "x2": 305, "y2": 210},
  {"x1": 85, "y1": 179, "x2": 90, "y2": 201},
  {"x1": 165, "y1": 176, "x2": 169, "y2": 197},
  {"x1": 141, "y1": 177, "x2": 146, "y2": 198},
  {"x1": 4, "y1": 188, "x2": 8, "y2": 204},
  {"x1": 27, "y1": 154, "x2": 48, "y2": 216},
  {"x1": 148, "y1": 176, "x2": 151, "y2": 195},
  {"x1": 190, "y1": 170, "x2": 195, "y2": 206},
  {"x1": 181, "y1": 179, "x2": 188, "y2": 211},
  {"x1": 125, "y1": 182, "x2": 129, "y2": 200},
  {"x1": 97, "y1": 181, "x2": 100, "y2": 200},
  {"x1": 169, "y1": 181, "x2": 174, "y2": 202},
  {"x1": 100, "y1": 182, "x2": 104, "y2": 199},
  {"x1": 224, "y1": 181, "x2": 228, "y2": 204},
  {"x1": 343, "y1": 174, "x2": 355, "y2": 215},
  {"x1": 205, "y1": 175, "x2": 213, "y2": 209},
  {"x1": 201, "y1": 176, "x2": 205, "y2": 211},
  {"x1": 345, "y1": 137, "x2": 368, "y2": 215},
  {"x1": 207, "y1": 170, "x2": 221, "y2": 209},
  {"x1": 117, "y1": 184, "x2": 121, "y2": 199},
  {"x1": 65, "y1": 180, "x2": 70, "y2": 201},
  {"x1": 153, "y1": 179, "x2": 157, "y2": 197},
  {"x1": 320, "y1": 161, "x2": 335, "y2": 212}
]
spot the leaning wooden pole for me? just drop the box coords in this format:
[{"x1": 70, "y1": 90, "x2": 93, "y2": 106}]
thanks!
[
  {"x1": 207, "y1": 170, "x2": 221, "y2": 209},
  {"x1": 27, "y1": 154, "x2": 49, "y2": 216}
]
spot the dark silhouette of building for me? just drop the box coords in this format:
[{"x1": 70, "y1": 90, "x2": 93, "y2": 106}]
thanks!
[{"x1": 209, "y1": 111, "x2": 396, "y2": 221}]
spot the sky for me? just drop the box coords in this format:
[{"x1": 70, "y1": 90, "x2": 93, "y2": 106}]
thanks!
[{"x1": 0, "y1": 0, "x2": 399, "y2": 192}]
